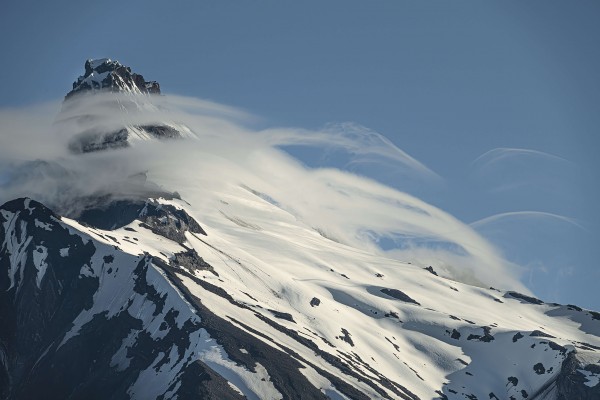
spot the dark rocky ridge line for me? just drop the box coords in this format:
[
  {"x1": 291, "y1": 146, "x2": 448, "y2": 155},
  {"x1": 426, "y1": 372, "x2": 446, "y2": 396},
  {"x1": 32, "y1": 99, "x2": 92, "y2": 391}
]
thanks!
[
  {"x1": 154, "y1": 257, "x2": 412, "y2": 399},
  {"x1": 77, "y1": 196, "x2": 206, "y2": 241},
  {"x1": 0, "y1": 198, "x2": 282, "y2": 399},
  {"x1": 1, "y1": 198, "x2": 398, "y2": 399},
  {"x1": 66, "y1": 58, "x2": 160, "y2": 99},
  {"x1": 63, "y1": 58, "x2": 187, "y2": 154}
]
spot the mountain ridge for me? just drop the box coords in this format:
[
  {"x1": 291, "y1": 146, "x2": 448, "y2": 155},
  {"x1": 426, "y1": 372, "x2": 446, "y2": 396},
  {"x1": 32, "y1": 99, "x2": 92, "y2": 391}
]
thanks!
[{"x1": 0, "y1": 59, "x2": 599, "y2": 399}]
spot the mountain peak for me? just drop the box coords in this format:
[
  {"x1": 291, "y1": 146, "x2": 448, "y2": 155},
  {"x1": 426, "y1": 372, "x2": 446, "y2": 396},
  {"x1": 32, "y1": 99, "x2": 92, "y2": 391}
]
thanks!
[{"x1": 66, "y1": 58, "x2": 160, "y2": 99}]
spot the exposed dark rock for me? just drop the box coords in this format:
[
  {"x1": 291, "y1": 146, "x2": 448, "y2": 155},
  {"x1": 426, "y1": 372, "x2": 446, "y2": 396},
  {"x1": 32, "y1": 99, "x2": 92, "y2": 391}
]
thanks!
[
  {"x1": 164, "y1": 359, "x2": 246, "y2": 400},
  {"x1": 139, "y1": 200, "x2": 207, "y2": 243},
  {"x1": 0, "y1": 199, "x2": 99, "y2": 398},
  {"x1": 380, "y1": 288, "x2": 420, "y2": 305},
  {"x1": 171, "y1": 248, "x2": 216, "y2": 276},
  {"x1": 466, "y1": 327, "x2": 494, "y2": 342},
  {"x1": 67, "y1": 124, "x2": 183, "y2": 154},
  {"x1": 0, "y1": 199, "x2": 335, "y2": 400},
  {"x1": 76, "y1": 197, "x2": 206, "y2": 244},
  {"x1": 385, "y1": 311, "x2": 400, "y2": 319},
  {"x1": 310, "y1": 297, "x2": 321, "y2": 307},
  {"x1": 548, "y1": 341, "x2": 568, "y2": 355},
  {"x1": 554, "y1": 351, "x2": 600, "y2": 400},
  {"x1": 512, "y1": 332, "x2": 524, "y2": 342},
  {"x1": 506, "y1": 292, "x2": 544, "y2": 305},
  {"x1": 533, "y1": 363, "x2": 546, "y2": 374},
  {"x1": 451, "y1": 329, "x2": 461, "y2": 340},
  {"x1": 245, "y1": 301, "x2": 416, "y2": 399},
  {"x1": 385, "y1": 337, "x2": 400, "y2": 352},
  {"x1": 69, "y1": 127, "x2": 130, "y2": 153},
  {"x1": 137, "y1": 124, "x2": 180, "y2": 139},
  {"x1": 585, "y1": 364, "x2": 600, "y2": 374},
  {"x1": 339, "y1": 328, "x2": 354, "y2": 347},
  {"x1": 480, "y1": 326, "x2": 495, "y2": 342},
  {"x1": 424, "y1": 266, "x2": 438, "y2": 276},
  {"x1": 530, "y1": 330, "x2": 555, "y2": 338},
  {"x1": 589, "y1": 311, "x2": 600, "y2": 320},
  {"x1": 63, "y1": 59, "x2": 186, "y2": 154},
  {"x1": 76, "y1": 198, "x2": 151, "y2": 230},
  {"x1": 507, "y1": 376, "x2": 518, "y2": 386},
  {"x1": 155, "y1": 261, "x2": 369, "y2": 400},
  {"x1": 268, "y1": 310, "x2": 295, "y2": 323},
  {"x1": 66, "y1": 58, "x2": 161, "y2": 99}
]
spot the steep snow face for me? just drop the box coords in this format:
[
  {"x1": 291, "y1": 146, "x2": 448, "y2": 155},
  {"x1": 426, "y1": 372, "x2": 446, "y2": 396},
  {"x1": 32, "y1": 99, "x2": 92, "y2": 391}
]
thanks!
[
  {"x1": 129, "y1": 188, "x2": 600, "y2": 400},
  {"x1": 4, "y1": 190, "x2": 595, "y2": 399},
  {"x1": 2, "y1": 148, "x2": 599, "y2": 400},
  {"x1": 0, "y1": 198, "x2": 298, "y2": 400}
]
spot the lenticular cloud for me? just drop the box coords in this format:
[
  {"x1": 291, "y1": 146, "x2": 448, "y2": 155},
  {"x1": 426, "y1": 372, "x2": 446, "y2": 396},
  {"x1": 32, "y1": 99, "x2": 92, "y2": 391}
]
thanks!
[{"x1": 0, "y1": 92, "x2": 528, "y2": 293}]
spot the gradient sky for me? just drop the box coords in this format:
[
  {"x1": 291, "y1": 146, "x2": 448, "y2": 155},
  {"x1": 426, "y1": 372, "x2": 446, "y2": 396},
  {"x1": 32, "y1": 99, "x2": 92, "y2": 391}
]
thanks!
[{"x1": 1, "y1": 1, "x2": 599, "y2": 310}]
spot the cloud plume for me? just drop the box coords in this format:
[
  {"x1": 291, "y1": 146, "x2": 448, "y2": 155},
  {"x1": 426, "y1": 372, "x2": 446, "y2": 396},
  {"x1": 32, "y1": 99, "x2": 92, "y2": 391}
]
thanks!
[{"x1": 0, "y1": 92, "x2": 529, "y2": 293}]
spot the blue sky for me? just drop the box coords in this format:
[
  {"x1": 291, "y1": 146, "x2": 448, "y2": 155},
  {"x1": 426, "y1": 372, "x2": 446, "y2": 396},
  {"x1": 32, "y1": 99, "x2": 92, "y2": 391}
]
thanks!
[{"x1": 1, "y1": 1, "x2": 599, "y2": 310}]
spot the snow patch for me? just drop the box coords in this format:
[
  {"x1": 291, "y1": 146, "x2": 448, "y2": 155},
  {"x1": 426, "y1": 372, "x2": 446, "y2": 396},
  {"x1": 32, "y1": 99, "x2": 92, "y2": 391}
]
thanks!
[
  {"x1": 2, "y1": 210, "x2": 31, "y2": 291},
  {"x1": 79, "y1": 263, "x2": 94, "y2": 278},
  {"x1": 578, "y1": 368, "x2": 600, "y2": 388},
  {"x1": 32, "y1": 245, "x2": 48, "y2": 288},
  {"x1": 200, "y1": 346, "x2": 283, "y2": 400},
  {"x1": 34, "y1": 219, "x2": 52, "y2": 231}
]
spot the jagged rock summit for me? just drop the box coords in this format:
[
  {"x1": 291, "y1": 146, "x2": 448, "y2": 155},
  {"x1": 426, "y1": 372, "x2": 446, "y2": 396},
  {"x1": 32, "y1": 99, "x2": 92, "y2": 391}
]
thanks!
[
  {"x1": 66, "y1": 58, "x2": 160, "y2": 99},
  {"x1": 61, "y1": 58, "x2": 194, "y2": 153}
]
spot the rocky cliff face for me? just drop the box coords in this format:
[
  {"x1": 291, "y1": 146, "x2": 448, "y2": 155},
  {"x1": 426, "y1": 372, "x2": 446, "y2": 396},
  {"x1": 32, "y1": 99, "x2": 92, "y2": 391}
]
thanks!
[
  {"x1": 0, "y1": 198, "x2": 245, "y2": 399},
  {"x1": 66, "y1": 58, "x2": 160, "y2": 99},
  {"x1": 2, "y1": 194, "x2": 599, "y2": 400},
  {"x1": 62, "y1": 59, "x2": 191, "y2": 153},
  {"x1": 0, "y1": 198, "x2": 370, "y2": 400}
]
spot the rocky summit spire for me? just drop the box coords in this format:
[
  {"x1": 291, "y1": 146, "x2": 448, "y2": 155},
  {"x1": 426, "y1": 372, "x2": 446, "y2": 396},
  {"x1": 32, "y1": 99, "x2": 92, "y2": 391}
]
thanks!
[
  {"x1": 58, "y1": 58, "x2": 195, "y2": 153},
  {"x1": 65, "y1": 58, "x2": 160, "y2": 99}
]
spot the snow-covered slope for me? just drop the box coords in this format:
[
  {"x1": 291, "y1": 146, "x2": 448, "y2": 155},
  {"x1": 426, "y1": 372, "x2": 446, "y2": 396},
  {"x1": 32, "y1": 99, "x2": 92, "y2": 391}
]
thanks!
[
  {"x1": 2, "y1": 190, "x2": 599, "y2": 399},
  {"x1": 1, "y1": 59, "x2": 599, "y2": 400}
]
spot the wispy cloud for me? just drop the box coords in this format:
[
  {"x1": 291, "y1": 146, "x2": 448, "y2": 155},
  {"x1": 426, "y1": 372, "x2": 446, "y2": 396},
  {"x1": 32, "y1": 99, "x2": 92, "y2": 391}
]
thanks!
[
  {"x1": 471, "y1": 147, "x2": 572, "y2": 170},
  {"x1": 0, "y1": 93, "x2": 530, "y2": 293},
  {"x1": 260, "y1": 122, "x2": 442, "y2": 185},
  {"x1": 470, "y1": 211, "x2": 587, "y2": 232}
]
